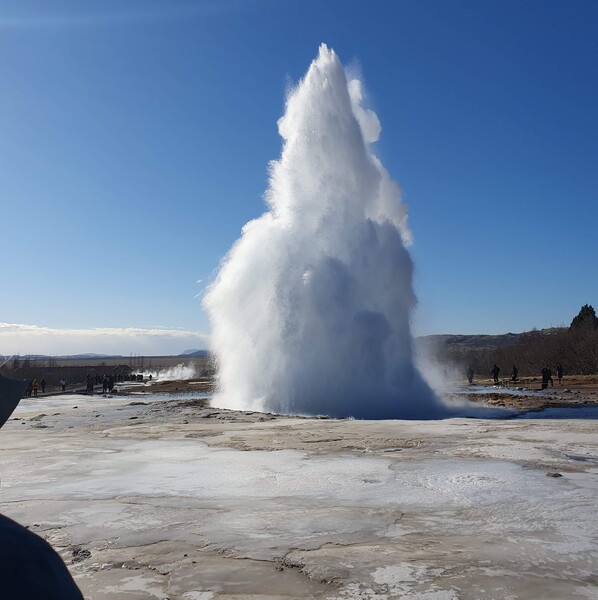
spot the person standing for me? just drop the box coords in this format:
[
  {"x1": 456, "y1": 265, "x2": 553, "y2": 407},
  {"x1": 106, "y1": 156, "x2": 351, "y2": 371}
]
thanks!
[
  {"x1": 466, "y1": 365, "x2": 474, "y2": 384},
  {"x1": 491, "y1": 364, "x2": 500, "y2": 384},
  {"x1": 41, "y1": 379, "x2": 46, "y2": 394},
  {"x1": 541, "y1": 366, "x2": 550, "y2": 389},
  {"x1": 32, "y1": 379, "x2": 39, "y2": 397},
  {"x1": 511, "y1": 365, "x2": 518, "y2": 382},
  {"x1": 556, "y1": 364, "x2": 563, "y2": 385},
  {"x1": 60, "y1": 378, "x2": 67, "y2": 392}
]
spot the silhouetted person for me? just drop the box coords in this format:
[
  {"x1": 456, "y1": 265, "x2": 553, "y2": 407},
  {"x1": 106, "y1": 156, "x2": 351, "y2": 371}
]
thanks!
[
  {"x1": 547, "y1": 366, "x2": 553, "y2": 387},
  {"x1": 60, "y1": 378, "x2": 66, "y2": 392},
  {"x1": 27, "y1": 380, "x2": 33, "y2": 398},
  {"x1": 86, "y1": 374, "x2": 93, "y2": 395},
  {"x1": 511, "y1": 365, "x2": 518, "y2": 382},
  {"x1": 0, "y1": 513, "x2": 84, "y2": 599},
  {"x1": 556, "y1": 364, "x2": 563, "y2": 385},
  {"x1": 466, "y1": 366, "x2": 474, "y2": 384},
  {"x1": 41, "y1": 378, "x2": 46, "y2": 393},
  {"x1": 491, "y1": 364, "x2": 500, "y2": 384},
  {"x1": 541, "y1": 366, "x2": 552, "y2": 389}
]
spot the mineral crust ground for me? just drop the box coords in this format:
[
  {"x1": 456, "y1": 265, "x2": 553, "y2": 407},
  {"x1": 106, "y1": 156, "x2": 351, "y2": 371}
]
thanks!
[{"x1": 1, "y1": 388, "x2": 597, "y2": 599}]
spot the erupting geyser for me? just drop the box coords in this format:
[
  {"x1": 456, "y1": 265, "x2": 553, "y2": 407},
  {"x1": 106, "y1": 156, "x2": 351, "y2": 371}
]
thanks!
[{"x1": 204, "y1": 44, "x2": 447, "y2": 419}]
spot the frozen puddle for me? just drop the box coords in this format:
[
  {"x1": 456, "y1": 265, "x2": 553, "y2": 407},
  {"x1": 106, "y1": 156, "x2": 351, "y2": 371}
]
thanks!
[{"x1": 5, "y1": 437, "x2": 592, "y2": 512}]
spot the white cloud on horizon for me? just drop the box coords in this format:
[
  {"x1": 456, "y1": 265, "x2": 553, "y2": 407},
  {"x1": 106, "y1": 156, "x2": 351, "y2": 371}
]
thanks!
[{"x1": 0, "y1": 322, "x2": 210, "y2": 356}]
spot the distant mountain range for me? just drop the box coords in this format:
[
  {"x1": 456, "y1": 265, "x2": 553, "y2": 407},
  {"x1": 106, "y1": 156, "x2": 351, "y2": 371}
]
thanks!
[
  {"x1": 1, "y1": 350, "x2": 209, "y2": 360},
  {"x1": 1, "y1": 330, "x2": 562, "y2": 362}
]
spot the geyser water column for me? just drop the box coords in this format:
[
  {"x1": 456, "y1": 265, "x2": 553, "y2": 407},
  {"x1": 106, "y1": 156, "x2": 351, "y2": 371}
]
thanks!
[{"x1": 204, "y1": 44, "x2": 446, "y2": 419}]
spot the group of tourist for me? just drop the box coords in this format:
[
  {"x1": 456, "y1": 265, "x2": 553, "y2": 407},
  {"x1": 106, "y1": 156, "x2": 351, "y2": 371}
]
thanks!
[
  {"x1": 21, "y1": 370, "x2": 138, "y2": 398},
  {"x1": 541, "y1": 364, "x2": 564, "y2": 389},
  {"x1": 84, "y1": 373, "x2": 118, "y2": 395},
  {"x1": 24, "y1": 378, "x2": 46, "y2": 397},
  {"x1": 466, "y1": 363, "x2": 565, "y2": 387},
  {"x1": 24, "y1": 377, "x2": 67, "y2": 396}
]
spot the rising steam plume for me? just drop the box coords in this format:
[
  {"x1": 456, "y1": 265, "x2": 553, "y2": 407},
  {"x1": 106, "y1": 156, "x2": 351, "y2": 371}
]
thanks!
[{"x1": 204, "y1": 45, "x2": 448, "y2": 419}]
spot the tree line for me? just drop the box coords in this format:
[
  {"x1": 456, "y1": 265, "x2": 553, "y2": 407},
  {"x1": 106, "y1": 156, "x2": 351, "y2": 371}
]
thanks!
[{"x1": 434, "y1": 305, "x2": 598, "y2": 377}]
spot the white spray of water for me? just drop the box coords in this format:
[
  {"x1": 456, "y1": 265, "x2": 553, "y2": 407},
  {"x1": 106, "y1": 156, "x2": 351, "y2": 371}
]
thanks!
[{"x1": 204, "y1": 45, "x2": 450, "y2": 419}]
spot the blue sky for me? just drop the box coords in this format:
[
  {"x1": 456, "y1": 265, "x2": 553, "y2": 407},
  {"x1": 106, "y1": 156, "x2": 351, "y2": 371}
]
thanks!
[{"x1": 1, "y1": 0, "x2": 597, "y2": 355}]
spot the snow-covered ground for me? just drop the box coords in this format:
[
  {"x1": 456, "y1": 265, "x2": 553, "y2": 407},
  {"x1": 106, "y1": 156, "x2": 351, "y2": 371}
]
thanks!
[{"x1": 1, "y1": 394, "x2": 597, "y2": 599}]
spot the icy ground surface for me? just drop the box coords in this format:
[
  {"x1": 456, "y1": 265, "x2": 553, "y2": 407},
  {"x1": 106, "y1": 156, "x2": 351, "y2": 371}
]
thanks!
[{"x1": 1, "y1": 394, "x2": 598, "y2": 599}]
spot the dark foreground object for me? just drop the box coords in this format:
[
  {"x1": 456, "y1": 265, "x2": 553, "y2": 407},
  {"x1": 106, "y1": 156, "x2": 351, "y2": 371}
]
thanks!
[
  {"x1": 0, "y1": 374, "x2": 26, "y2": 429},
  {"x1": 0, "y1": 514, "x2": 83, "y2": 599}
]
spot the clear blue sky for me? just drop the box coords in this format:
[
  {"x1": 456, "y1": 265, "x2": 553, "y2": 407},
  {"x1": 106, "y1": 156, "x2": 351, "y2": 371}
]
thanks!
[{"x1": 1, "y1": 0, "x2": 597, "y2": 355}]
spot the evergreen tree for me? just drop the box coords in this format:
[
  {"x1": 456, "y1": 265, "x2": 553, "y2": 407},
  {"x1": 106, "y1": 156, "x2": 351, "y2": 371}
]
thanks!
[{"x1": 570, "y1": 304, "x2": 598, "y2": 330}]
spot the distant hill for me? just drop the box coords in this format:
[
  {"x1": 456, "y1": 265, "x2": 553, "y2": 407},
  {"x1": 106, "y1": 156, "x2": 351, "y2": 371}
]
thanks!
[
  {"x1": 417, "y1": 332, "x2": 523, "y2": 350},
  {"x1": 62, "y1": 353, "x2": 125, "y2": 359},
  {"x1": 417, "y1": 328, "x2": 564, "y2": 351},
  {"x1": 4, "y1": 352, "x2": 209, "y2": 360},
  {"x1": 4, "y1": 353, "x2": 126, "y2": 360},
  {"x1": 179, "y1": 349, "x2": 209, "y2": 357},
  {"x1": 417, "y1": 326, "x2": 598, "y2": 376}
]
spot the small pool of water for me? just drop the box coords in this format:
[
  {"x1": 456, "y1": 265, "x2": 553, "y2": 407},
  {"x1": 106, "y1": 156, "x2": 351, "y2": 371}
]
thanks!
[
  {"x1": 123, "y1": 390, "x2": 212, "y2": 402},
  {"x1": 455, "y1": 385, "x2": 549, "y2": 397},
  {"x1": 516, "y1": 406, "x2": 598, "y2": 420}
]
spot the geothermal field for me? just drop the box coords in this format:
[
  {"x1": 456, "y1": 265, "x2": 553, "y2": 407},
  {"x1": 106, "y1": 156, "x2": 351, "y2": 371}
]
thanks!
[
  {"x1": 2, "y1": 46, "x2": 597, "y2": 599},
  {"x1": 1, "y1": 385, "x2": 598, "y2": 599}
]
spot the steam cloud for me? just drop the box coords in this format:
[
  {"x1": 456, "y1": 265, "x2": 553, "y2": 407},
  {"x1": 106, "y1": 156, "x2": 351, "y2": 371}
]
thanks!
[
  {"x1": 204, "y1": 45, "x2": 449, "y2": 419},
  {"x1": 141, "y1": 363, "x2": 197, "y2": 381}
]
